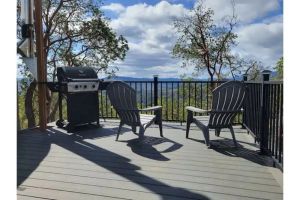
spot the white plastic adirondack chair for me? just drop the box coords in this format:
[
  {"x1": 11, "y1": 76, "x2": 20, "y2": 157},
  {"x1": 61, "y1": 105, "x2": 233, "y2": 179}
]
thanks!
[
  {"x1": 107, "y1": 81, "x2": 163, "y2": 141},
  {"x1": 186, "y1": 81, "x2": 246, "y2": 147}
]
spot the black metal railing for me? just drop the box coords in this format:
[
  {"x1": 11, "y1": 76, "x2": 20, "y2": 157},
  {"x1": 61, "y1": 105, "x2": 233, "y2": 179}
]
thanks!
[
  {"x1": 99, "y1": 80, "x2": 230, "y2": 123},
  {"x1": 243, "y1": 79, "x2": 283, "y2": 169}
]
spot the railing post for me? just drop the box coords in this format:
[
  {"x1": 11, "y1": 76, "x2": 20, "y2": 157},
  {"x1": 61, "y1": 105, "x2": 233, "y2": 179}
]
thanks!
[
  {"x1": 153, "y1": 75, "x2": 158, "y2": 106},
  {"x1": 259, "y1": 70, "x2": 271, "y2": 155},
  {"x1": 241, "y1": 73, "x2": 248, "y2": 128},
  {"x1": 243, "y1": 73, "x2": 248, "y2": 82}
]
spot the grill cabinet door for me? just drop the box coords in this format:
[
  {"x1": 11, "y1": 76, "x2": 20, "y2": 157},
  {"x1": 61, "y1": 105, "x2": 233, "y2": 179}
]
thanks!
[{"x1": 67, "y1": 92, "x2": 99, "y2": 125}]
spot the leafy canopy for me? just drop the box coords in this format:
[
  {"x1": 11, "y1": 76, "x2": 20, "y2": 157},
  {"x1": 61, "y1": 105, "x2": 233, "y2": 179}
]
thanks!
[
  {"x1": 18, "y1": 0, "x2": 129, "y2": 80},
  {"x1": 172, "y1": 1, "x2": 237, "y2": 81}
]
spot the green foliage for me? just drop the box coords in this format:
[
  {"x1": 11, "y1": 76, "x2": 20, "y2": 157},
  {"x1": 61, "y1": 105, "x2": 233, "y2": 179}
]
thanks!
[
  {"x1": 17, "y1": 0, "x2": 129, "y2": 128},
  {"x1": 274, "y1": 57, "x2": 283, "y2": 80},
  {"x1": 41, "y1": 0, "x2": 129, "y2": 79},
  {"x1": 172, "y1": 1, "x2": 238, "y2": 81}
]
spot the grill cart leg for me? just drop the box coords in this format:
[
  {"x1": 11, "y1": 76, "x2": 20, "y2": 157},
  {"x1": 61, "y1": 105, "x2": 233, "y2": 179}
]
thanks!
[{"x1": 66, "y1": 123, "x2": 74, "y2": 133}]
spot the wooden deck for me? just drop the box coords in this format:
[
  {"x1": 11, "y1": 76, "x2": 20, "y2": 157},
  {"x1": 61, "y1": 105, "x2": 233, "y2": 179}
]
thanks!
[{"x1": 17, "y1": 120, "x2": 283, "y2": 200}]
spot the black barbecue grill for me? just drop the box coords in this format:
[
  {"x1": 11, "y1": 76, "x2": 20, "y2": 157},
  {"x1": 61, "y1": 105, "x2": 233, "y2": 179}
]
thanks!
[{"x1": 54, "y1": 67, "x2": 101, "y2": 132}]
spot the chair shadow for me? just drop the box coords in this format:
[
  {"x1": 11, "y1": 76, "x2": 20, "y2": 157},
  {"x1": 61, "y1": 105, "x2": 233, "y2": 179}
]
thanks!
[
  {"x1": 210, "y1": 138, "x2": 270, "y2": 166},
  {"x1": 217, "y1": 136, "x2": 259, "y2": 148},
  {"x1": 18, "y1": 126, "x2": 211, "y2": 200},
  {"x1": 188, "y1": 137, "x2": 270, "y2": 166},
  {"x1": 125, "y1": 136, "x2": 183, "y2": 161}
]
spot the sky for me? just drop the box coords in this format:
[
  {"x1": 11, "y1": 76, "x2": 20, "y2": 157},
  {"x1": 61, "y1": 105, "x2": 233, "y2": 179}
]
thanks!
[{"x1": 100, "y1": 0, "x2": 283, "y2": 79}]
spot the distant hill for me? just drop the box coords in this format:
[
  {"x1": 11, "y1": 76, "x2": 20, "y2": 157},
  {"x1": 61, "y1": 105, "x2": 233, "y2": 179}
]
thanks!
[
  {"x1": 103, "y1": 76, "x2": 211, "y2": 81},
  {"x1": 103, "y1": 76, "x2": 181, "y2": 81}
]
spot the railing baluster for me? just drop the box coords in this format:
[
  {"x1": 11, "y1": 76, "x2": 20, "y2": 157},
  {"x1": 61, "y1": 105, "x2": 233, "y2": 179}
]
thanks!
[
  {"x1": 194, "y1": 82, "x2": 197, "y2": 107},
  {"x1": 275, "y1": 84, "x2": 280, "y2": 159},
  {"x1": 279, "y1": 84, "x2": 283, "y2": 164},
  {"x1": 200, "y1": 82, "x2": 203, "y2": 109},
  {"x1": 140, "y1": 82, "x2": 143, "y2": 109},
  {"x1": 172, "y1": 82, "x2": 174, "y2": 121},
  {"x1": 105, "y1": 91, "x2": 108, "y2": 118},
  {"x1": 166, "y1": 82, "x2": 168, "y2": 121},
  {"x1": 145, "y1": 82, "x2": 148, "y2": 109},
  {"x1": 151, "y1": 82, "x2": 153, "y2": 106},
  {"x1": 177, "y1": 82, "x2": 180, "y2": 121},
  {"x1": 206, "y1": 83, "x2": 209, "y2": 111},
  {"x1": 160, "y1": 82, "x2": 162, "y2": 107},
  {"x1": 188, "y1": 82, "x2": 191, "y2": 106},
  {"x1": 183, "y1": 82, "x2": 185, "y2": 122},
  {"x1": 100, "y1": 90, "x2": 104, "y2": 119},
  {"x1": 271, "y1": 84, "x2": 275, "y2": 155}
]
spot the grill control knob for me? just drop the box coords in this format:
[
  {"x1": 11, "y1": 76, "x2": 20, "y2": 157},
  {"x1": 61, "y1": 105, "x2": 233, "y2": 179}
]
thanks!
[
  {"x1": 75, "y1": 85, "x2": 78, "y2": 89},
  {"x1": 84, "y1": 85, "x2": 87, "y2": 89},
  {"x1": 92, "y1": 85, "x2": 95, "y2": 88}
]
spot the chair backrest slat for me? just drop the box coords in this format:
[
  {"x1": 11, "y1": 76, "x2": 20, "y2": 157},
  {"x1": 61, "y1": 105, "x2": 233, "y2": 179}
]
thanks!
[
  {"x1": 209, "y1": 81, "x2": 246, "y2": 128},
  {"x1": 107, "y1": 81, "x2": 140, "y2": 125}
]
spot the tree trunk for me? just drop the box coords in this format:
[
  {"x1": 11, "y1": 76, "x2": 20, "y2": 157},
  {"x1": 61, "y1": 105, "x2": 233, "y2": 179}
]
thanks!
[
  {"x1": 46, "y1": 88, "x2": 52, "y2": 122},
  {"x1": 209, "y1": 74, "x2": 215, "y2": 91},
  {"x1": 49, "y1": 98, "x2": 59, "y2": 122},
  {"x1": 17, "y1": 93, "x2": 21, "y2": 130},
  {"x1": 25, "y1": 81, "x2": 37, "y2": 128}
]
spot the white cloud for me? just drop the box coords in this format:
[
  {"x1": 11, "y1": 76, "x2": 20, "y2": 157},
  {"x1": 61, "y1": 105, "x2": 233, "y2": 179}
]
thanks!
[
  {"x1": 104, "y1": 0, "x2": 282, "y2": 78},
  {"x1": 236, "y1": 17, "x2": 283, "y2": 68},
  {"x1": 204, "y1": 0, "x2": 280, "y2": 23},
  {"x1": 102, "y1": 3, "x2": 125, "y2": 13},
  {"x1": 105, "y1": 1, "x2": 190, "y2": 78}
]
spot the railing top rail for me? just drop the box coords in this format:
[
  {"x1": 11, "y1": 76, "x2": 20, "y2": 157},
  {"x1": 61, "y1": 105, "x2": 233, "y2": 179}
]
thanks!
[
  {"x1": 123, "y1": 80, "x2": 229, "y2": 83},
  {"x1": 124, "y1": 81, "x2": 154, "y2": 83},
  {"x1": 157, "y1": 80, "x2": 227, "y2": 83},
  {"x1": 263, "y1": 81, "x2": 283, "y2": 85},
  {"x1": 245, "y1": 80, "x2": 283, "y2": 84}
]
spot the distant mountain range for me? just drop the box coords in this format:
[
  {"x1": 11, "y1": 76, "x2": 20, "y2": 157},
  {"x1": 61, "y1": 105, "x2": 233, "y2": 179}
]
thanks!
[
  {"x1": 18, "y1": 72, "x2": 278, "y2": 83},
  {"x1": 104, "y1": 76, "x2": 209, "y2": 81}
]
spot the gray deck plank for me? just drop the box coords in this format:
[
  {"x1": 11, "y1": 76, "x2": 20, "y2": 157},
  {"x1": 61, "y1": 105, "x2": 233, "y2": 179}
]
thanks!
[
  {"x1": 17, "y1": 120, "x2": 283, "y2": 200},
  {"x1": 18, "y1": 171, "x2": 283, "y2": 199}
]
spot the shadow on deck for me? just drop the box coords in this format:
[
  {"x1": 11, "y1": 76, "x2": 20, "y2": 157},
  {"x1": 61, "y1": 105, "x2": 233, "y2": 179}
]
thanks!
[{"x1": 17, "y1": 120, "x2": 282, "y2": 200}]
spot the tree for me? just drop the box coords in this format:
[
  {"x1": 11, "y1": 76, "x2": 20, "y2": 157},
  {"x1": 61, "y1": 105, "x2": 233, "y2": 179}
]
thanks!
[
  {"x1": 274, "y1": 57, "x2": 283, "y2": 80},
  {"x1": 17, "y1": 0, "x2": 129, "y2": 127},
  {"x1": 226, "y1": 55, "x2": 264, "y2": 81},
  {"x1": 172, "y1": 0, "x2": 237, "y2": 82}
]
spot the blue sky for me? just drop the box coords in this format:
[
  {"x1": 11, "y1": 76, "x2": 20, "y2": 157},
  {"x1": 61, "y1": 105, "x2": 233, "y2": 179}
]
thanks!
[{"x1": 100, "y1": 0, "x2": 283, "y2": 78}]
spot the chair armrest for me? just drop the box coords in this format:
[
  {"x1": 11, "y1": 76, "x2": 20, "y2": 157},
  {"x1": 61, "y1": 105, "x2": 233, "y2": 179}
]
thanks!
[
  {"x1": 140, "y1": 106, "x2": 162, "y2": 112},
  {"x1": 210, "y1": 109, "x2": 243, "y2": 114},
  {"x1": 113, "y1": 106, "x2": 162, "y2": 112},
  {"x1": 186, "y1": 106, "x2": 209, "y2": 113},
  {"x1": 115, "y1": 108, "x2": 139, "y2": 112}
]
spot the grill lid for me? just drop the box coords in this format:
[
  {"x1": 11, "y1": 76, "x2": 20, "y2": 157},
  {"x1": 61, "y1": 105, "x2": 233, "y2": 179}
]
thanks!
[{"x1": 57, "y1": 67, "x2": 98, "y2": 82}]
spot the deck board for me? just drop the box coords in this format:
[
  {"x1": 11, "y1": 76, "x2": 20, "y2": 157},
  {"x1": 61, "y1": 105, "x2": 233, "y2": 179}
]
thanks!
[{"x1": 17, "y1": 120, "x2": 283, "y2": 200}]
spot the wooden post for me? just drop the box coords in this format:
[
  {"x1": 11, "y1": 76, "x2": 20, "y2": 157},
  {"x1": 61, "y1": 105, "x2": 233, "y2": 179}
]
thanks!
[{"x1": 34, "y1": 0, "x2": 47, "y2": 130}]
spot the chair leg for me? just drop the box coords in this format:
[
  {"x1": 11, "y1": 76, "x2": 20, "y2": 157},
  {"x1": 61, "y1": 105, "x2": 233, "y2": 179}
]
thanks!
[
  {"x1": 203, "y1": 128, "x2": 210, "y2": 147},
  {"x1": 116, "y1": 122, "x2": 123, "y2": 141},
  {"x1": 138, "y1": 126, "x2": 145, "y2": 141},
  {"x1": 186, "y1": 111, "x2": 193, "y2": 138},
  {"x1": 215, "y1": 128, "x2": 221, "y2": 137},
  {"x1": 132, "y1": 126, "x2": 136, "y2": 134},
  {"x1": 229, "y1": 126, "x2": 237, "y2": 147},
  {"x1": 158, "y1": 121, "x2": 163, "y2": 137}
]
